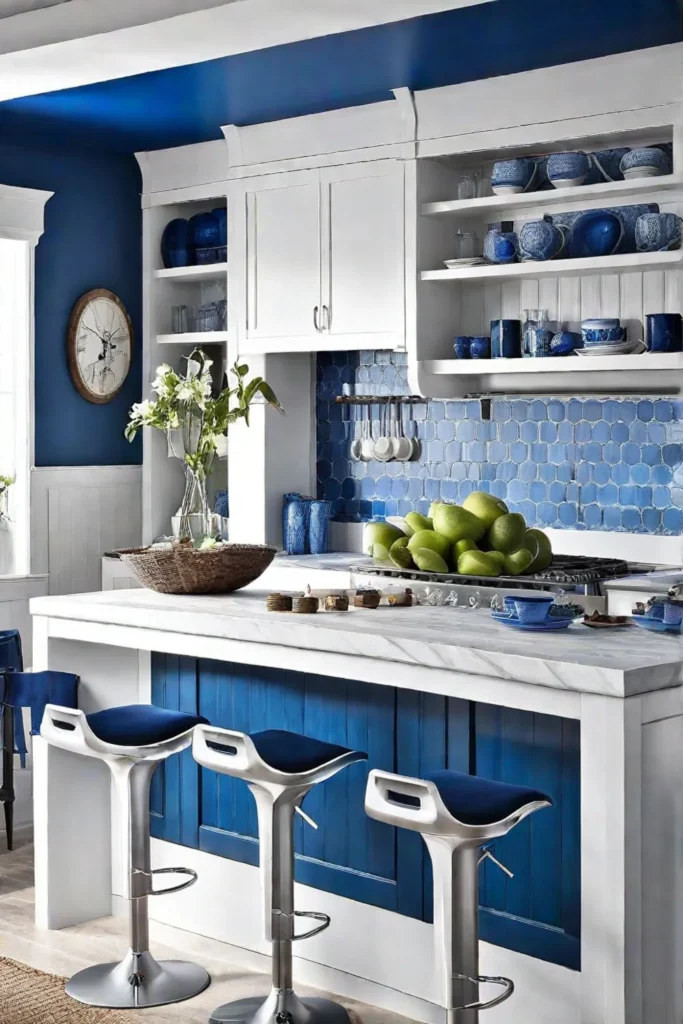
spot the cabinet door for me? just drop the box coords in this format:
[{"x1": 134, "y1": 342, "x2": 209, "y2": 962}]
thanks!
[
  {"x1": 321, "y1": 161, "x2": 405, "y2": 349},
  {"x1": 241, "y1": 170, "x2": 321, "y2": 348}
]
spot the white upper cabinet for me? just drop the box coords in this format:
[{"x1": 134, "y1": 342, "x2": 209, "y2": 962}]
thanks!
[
  {"x1": 231, "y1": 161, "x2": 405, "y2": 354},
  {"x1": 321, "y1": 161, "x2": 404, "y2": 349},
  {"x1": 241, "y1": 169, "x2": 321, "y2": 347}
]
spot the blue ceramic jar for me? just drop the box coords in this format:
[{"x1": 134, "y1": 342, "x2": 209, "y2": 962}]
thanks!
[
  {"x1": 160, "y1": 218, "x2": 190, "y2": 268},
  {"x1": 188, "y1": 211, "x2": 221, "y2": 250},
  {"x1": 490, "y1": 319, "x2": 521, "y2": 358},
  {"x1": 518, "y1": 218, "x2": 566, "y2": 261},
  {"x1": 635, "y1": 212, "x2": 681, "y2": 252},
  {"x1": 645, "y1": 314, "x2": 683, "y2": 353},
  {"x1": 454, "y1": 336, "x2": 472, "y2": 359},
  {"x1": 483, "y1": 224, "x2": 518, "y2": 264}
]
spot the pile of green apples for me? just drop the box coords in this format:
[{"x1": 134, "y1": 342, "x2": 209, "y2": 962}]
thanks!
[{"x1": 364, "y1": 491, "x2": 553, "y2": 577}]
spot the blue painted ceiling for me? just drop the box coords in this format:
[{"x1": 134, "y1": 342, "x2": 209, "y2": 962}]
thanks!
[{"x1": 0, "y1": 0, "x2": 680, "y2": 154}]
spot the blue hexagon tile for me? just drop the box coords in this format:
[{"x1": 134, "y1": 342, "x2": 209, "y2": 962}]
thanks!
[{"x1": 316, "y1": 352, "x2": 683, "y2": 534}]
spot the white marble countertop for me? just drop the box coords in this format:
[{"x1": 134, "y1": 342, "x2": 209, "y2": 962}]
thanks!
[{"x1": 31, "y1": 588, "x2": 683, "y2": 699}]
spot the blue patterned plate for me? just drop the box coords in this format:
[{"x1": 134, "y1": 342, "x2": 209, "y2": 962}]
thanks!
[
  {"x1": 493, "y1": 615, "x2": 572, "y2": 632},
  {"x1": 632, "y1": 614, "x2": 683, "y2": 635}
]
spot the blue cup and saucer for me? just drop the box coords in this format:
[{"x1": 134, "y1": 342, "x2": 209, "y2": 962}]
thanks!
[{"x1": 492, "y1": 595, "x2": 572, "y2": 631}]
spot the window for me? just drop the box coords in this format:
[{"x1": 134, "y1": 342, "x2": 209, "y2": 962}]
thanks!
[
  {"x1": 0, "y1": 183, "x2": 51, "y2": 577},
  {"x1": 0, "y1": 238, "x2": 30, "y2": 575}
]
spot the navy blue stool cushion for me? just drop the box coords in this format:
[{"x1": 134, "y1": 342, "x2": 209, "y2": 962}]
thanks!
[
  {"x1": 425, "y1": 769, "x2": 551, "y2": 826},
  {"x1": 251, "y1": 729, "x2": 367, "y2": 774},
  {"x1": 86, "y1": 705, "x2": 208, "y2": 747}
]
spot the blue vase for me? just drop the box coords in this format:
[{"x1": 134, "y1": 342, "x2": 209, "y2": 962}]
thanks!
[
  {"x1": 212, "y1": 207, "x2": 228, "y2": 246},
  {"x1": 188, "y1": 211, "x2": 220, "y2": 250},
  {"x1": 483, "y1": 226, "x2": 518, "y2": 264},
  {"x1": 308, "y1": 500, "x2": 331, "y2": 555},
  {"x1": 160, "y1": 218, "x2": 190, "y2": 268},
  {"x1": 491, "y1": 320, "x2": 521, "y2": 358}
]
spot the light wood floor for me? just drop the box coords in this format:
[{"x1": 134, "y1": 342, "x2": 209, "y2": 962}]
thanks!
[{"x1": 0, "y1": 828, "x2": 412, "y2": 1024}]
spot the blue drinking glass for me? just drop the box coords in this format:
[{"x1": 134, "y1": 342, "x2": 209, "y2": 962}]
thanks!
[
  {"x1": 284, "y1": 497, "x2": 309, "y2": 555},
  {"x1": 308, "y1": 500, "x2": 331, "y2": 555}
]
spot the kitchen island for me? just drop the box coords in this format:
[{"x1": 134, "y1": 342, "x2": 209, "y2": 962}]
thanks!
[{"x1": 30, "y1": 588, "x2": 683, "y2": 1024}]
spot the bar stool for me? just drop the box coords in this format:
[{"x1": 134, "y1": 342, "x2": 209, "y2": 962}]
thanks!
[
  {"x1": 365, "y1": 768, "x2": 551, "y2": 1023},
  {"x1": 193, "y1": 725, "x2": 367, "y2": 1024},
  {"x1": 41, "y1": 702, "x2": 211, "y2": 1009}
]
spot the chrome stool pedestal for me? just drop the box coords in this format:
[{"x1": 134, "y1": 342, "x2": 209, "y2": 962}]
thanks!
[
  {"x1": 194, "y1": 726, "x2": 367, "y2": 1024},
  {"x1": 41, "y1": 703, "x2": 211, "y2": 1009},
  {"x1": 365, "y1": 768, "x2": 551, "y2": 1024}
]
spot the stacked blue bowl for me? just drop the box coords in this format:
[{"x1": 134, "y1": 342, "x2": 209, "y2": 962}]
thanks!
[{"x1": 581, "y1": 318, "x2": 626, "y2": 348}]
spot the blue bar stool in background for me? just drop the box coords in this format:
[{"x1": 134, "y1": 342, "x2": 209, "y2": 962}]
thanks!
[
  {"x1": 193, "y1": 726, "x2": 368, "y2": 1024},
  {"x1": 41, "y1": 703, "x2": 211, "y2": 1009},
  {"x1": 365, "y1": 768, "x2": 552, "y2": 1023},
  {"x1": 0, "y1": 628, "x2": 79, "y2": 850}
]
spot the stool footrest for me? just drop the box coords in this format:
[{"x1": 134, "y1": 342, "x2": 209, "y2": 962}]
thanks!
[
  {"x1": 131, "y1": 866, "x2": 198, "y2": 898},
  {"x1": 292, "y1": 910, "x2": 331, "y2": 942},
  {"x1": 451, "y1": 973, "x2": 514, "y2": 1012}
]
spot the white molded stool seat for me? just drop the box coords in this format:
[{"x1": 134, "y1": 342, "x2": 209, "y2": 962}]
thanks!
[
  {"x1": 193, "y1": 725, "x2": 367, "y2": 1024},
  {"x1": 365, "y1": 768, "x2": 551, "y2": 1024},
  {"x1": 41, "y1": 703, "x2": 211, "y2": 1009}
]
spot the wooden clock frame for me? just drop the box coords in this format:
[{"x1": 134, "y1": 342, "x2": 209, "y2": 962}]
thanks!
[{"x1": 67, "y1": 287, "x2": 134, "y2": 405}]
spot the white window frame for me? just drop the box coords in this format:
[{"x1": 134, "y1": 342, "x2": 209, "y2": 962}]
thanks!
[{"x1": 0, "y1": 184, "x2": 52, "y2": 576}]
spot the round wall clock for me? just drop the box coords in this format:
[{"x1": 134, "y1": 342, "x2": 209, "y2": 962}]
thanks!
[{"x1": 67, "y1": 288, "x2": 133, "y2": 404}]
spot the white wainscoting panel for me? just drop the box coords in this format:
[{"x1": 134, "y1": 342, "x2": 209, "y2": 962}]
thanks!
[{"x1": 31, "y1": 466, "x2": 142, "y2": 595}]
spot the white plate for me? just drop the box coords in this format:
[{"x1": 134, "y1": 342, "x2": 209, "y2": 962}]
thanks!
[
  {"x1": 575, "y1": 340, "x2": 646, "y2": 357},
  {"x1": 443, "y1": 258, "x2": 487, "y2": 269}
]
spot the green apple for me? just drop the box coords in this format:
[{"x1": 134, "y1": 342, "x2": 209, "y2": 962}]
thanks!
[
  {"x1": 405, "y1": 512, "x2": 433, "y2": 534},
  {"x1": 504, "y1": 548, "x2": 534, "y2": 575},
  {"x1": 390, "y1": 537, "x2": 414, "y2": 570},
  {"x1": 457, "y1": 550, "x2": 502, "y2": 577},
  {"x1": 412, "y1": 547, "x2": 449, "y2": 574},
  {"x1": 488, "y1": 512, "x2": 528, "y2": 554},
  {"x1": 432, "y1": 503, "x2": 487, "y2": 544},
  {"x1": 462, "y1": 491, "x2": 509, "y2": 530},
  {"x1": 525, "y1": 529, "x2": 553, "y2": 573},
  {"x1": 385, "y1": 516, "x2": 414, "y2": 538},
  {"x1": 484, "y1": 550, "x2": 506, "y2": 569},
  {"x1": 363, "y1": 521, "x2": 404, "y2": 556},
  {"x1": 408, "y1": 529, "x2": 451, "y2": 562}
]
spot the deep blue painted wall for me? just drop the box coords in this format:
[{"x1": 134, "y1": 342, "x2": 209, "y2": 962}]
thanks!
[
  {"x1": 0, "y1": 0, "x2": 679, "y2": 152},
  {"x1": 0, "y1": 138, "x2": 142, "y2": 466}
]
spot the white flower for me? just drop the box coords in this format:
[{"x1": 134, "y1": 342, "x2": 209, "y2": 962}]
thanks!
[
  {"x1": 130, "y1": 399, "x2": 154, "y2": 420},
  {"x1": 151, "y1": 365, "x2": 174, "y2": 397},
  {"x1": 175, "y1": 379, "x2": 206, "y2": 405}
]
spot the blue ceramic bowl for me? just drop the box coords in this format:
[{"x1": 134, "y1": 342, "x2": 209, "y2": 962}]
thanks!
[
  {"x1": 582, "y1": 327, "x2": 627, "y2": 346},
  {"x1": 483, "y1": 227, "x2": 518, "y2": 264},
  {"x1": 635, "y1": 212, "x2": 681, "y2": 252},
  {"x1": 491, "y1": 157, "x2": 538, "y2": 194},
  {"x1": 572, "y1": 210, "x2": 623, "y2": 258},
  {"x1": 513, "y1": 595, "x2": 554, "y2": 624},
  {"x1": 546, "y1": 151, "x2": 589, "y2": 187},
  {"x1": 621, "y1": 147, "x2": 670, "y2": 178},
  {"x1": 454, "y1": 336, "x2": 472, "y2": 359},
  {"x1": 469, "y1": 336, "x2": 491, "y2": 359},
  {"x1": 587, "y1": 147, "x2": 631, "y2": 183},
  {"x1": 550, "y1": 331, "x2": 582, "y2": 356},
  {"x1": 160, "y1": 218, "x2": 190, "y2": 268},
  {"x1": 518, "y1": 219, "x2": 566, "y2": 261},
  {"x1": 581, "y1": 318, "x2": 621, "y2": 330},
  {"x1": 195, "y1": 245, "x2": 227, "y2": 264}
]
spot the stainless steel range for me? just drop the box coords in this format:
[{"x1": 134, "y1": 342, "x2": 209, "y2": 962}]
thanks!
[{"x1": 350, "y1": 554, "x2": 660, "y2": 610}]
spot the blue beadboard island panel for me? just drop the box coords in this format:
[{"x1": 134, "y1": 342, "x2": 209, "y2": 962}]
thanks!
[{"x1": 150, "y1": 653, "x2": 581, "y2": 970}]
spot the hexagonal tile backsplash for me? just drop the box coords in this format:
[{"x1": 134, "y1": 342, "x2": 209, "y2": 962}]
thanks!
[{"x1": 316, "y1": 351, "x2": 683, "y2": 534}]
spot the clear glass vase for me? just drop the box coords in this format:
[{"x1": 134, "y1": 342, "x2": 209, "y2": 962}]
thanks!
[{"x1": 167, "y1": 410, "x2": 215, "y2": 542}]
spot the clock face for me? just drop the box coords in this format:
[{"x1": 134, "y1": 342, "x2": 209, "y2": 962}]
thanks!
[{"x1": 67, "y1": 289, "x2": 133, "y2": 404}]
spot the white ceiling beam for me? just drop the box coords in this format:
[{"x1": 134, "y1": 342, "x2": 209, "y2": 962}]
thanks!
[{"x1": 0, "y1": 0, "x2": 496, "y2": 102}]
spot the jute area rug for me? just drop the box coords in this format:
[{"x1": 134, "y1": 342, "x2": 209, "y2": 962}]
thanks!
[{"x1": 0, "y1": 958, "x2": 140, "y2": 1024}]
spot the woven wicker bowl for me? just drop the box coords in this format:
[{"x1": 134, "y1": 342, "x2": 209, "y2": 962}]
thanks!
[{"x1": 117, "y1": 543, "x2": 277, "y2": 595}]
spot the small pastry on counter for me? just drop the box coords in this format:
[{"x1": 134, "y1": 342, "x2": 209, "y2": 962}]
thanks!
[
  {"x1": 354, "y1": 589, "x2": 382, "y2": 609},
  {"x1": 324, "y1": 594, "x2": 349, "y2": 612},
  {"x1": 387, "y1": 589, "x2": 413, "y2": 607},
  {"x1": 293, "y1": 595, "x2": 319, "y2": 614},
  {"x1": 267, "y1": 593, "x2": 293, "y2": 612}
]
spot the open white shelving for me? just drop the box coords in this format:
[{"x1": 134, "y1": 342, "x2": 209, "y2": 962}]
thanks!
[
  {"x1": 154, "y1": 263, "x2": 227, "y2": 282},
  {"x1": 421, "y1": 249, "x2": 683, "y2": 283},
  {"x1": 423, "y1": 352, "x2": 683, "y2": 375},
  {"x1": 421, "y1": 175, "x2": 683, "y2": 218},
  {"x1": 156, "y1": 331, "x2": 228, "y2": 345}
]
